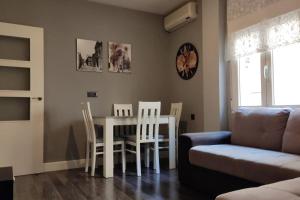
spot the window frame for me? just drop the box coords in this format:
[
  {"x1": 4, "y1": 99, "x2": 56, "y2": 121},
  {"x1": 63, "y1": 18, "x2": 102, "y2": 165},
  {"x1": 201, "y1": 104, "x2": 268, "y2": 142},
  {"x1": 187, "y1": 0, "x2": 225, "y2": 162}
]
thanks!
[{"x1": 230, "y1": 48, "x2": 300, "y2": 110}]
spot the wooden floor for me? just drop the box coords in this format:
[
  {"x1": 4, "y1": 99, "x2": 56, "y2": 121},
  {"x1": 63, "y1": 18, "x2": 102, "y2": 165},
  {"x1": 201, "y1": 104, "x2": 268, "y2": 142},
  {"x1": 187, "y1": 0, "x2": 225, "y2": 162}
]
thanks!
[{"x1": 14, "y1": 165, "x2": 213, "y2": 200}]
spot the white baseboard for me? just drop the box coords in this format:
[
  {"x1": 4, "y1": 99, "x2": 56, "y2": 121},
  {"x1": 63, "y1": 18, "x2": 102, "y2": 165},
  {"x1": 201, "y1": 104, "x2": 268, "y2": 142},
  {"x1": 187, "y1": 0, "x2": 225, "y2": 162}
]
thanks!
[
  {"x1": 43, "y1": 157, "x2": 128, "y2": 172},
  {"x1": 44, "y1": 153, "x2": 169, "y2": 172},
  {"x1": 44, "y1": 159, "x2": 86, "y2": 172}
]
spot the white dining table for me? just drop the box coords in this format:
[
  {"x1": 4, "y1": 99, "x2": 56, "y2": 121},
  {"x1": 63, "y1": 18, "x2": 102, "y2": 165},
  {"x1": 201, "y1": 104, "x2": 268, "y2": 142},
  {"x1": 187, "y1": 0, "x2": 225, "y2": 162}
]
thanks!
[{"x1": 93, "y1": 115, "x2": 176, "y2": 178}]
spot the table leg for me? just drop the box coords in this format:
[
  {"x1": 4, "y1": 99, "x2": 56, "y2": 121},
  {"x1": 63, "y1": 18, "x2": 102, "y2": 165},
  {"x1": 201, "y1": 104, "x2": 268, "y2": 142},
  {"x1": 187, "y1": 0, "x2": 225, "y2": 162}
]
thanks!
[
  {"x1": 168, "y1": 117, "x2": 176, "y2": 169},
  {"x1": 103, "y1": 118, "x2": 114, "y2": 178}
]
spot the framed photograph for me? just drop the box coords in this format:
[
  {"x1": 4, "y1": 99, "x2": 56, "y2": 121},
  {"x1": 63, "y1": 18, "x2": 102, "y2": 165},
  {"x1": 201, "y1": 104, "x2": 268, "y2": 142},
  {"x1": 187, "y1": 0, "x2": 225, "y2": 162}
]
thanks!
[
  {"x1": 108, "y1": 42, "x2": 131, "y2": 73},
  {"x1": 76, "y1": 38, "x2": 103, "y2": 72}
]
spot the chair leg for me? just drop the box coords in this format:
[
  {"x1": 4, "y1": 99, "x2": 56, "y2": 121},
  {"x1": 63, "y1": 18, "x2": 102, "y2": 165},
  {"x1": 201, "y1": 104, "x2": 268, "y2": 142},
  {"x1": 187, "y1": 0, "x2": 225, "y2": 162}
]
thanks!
[
  {"x1": 122, "y1": 143, "x2": 126, "y2": 173},
  {"x1": 154, "y1": 141, "x2": 160, "y2": 174},
  {"x1": 145, "y1": 144, "x2": 150, "y2": 168},
  {"x1": 85, "y1": 142, "x2": 90, "y2": 173},
  {"x1": 91, "y1": 144, "x2": 96, "y2": 176},
  {"x1": 153, "y1": 146, "x2": 156, "y2": 170},
  {"x1": 136, "y1": 144, "x2": 141, "y2": 177}
]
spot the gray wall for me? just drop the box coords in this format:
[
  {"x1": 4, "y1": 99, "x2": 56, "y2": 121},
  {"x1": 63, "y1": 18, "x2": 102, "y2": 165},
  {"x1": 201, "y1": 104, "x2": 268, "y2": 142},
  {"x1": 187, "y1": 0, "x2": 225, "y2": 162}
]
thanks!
[
  {"x1": 0, "y1": 0, "x2": 170, "y2": 162},
  {"x1": 0, "y1": 0, "x2": 225, "y2": 163},
  {"x1": 202, "y1": 0, "x2": 228, "y2": 131},
  {"x1": 167, "y1": 0, "x2": 204, "y2": 132},
  {"x1": 167, "y1": 0, "x2": 227, "y2": 133}
]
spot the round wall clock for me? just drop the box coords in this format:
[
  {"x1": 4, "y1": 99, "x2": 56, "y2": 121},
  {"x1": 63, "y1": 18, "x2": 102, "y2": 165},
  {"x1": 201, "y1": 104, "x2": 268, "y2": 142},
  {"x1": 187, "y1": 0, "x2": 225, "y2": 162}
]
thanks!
[{"x1": 176, "y1": 43, "x2": 198, "y2": 80}]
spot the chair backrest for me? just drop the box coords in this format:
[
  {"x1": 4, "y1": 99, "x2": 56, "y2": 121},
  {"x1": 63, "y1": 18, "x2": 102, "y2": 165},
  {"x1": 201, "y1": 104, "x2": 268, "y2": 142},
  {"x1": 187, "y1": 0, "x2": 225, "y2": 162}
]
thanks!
[
  {"x1": 114, "y1": 104, "x2": 133, "y2": 117},
  {"x1": 170, "y1": 102, "x2": 183, "y2": 135},
  {"x1": 81, "y1": 102, "x2": 96, "y2": 144},
  {"x1": 136, "y1": 101, "x2": 161, "y2": 143}
]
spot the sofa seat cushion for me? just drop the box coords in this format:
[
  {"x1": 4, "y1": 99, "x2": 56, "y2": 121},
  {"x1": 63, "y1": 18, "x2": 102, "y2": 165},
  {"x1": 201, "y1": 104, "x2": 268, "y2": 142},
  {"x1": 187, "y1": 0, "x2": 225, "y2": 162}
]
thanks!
[
  {"x1": 216, "y1": 187, "x2": 300, "y2": 200},
  {"x1": 216, "y1": 177, "x2": 300, "y2": 200},
  {"x1": 189, "y1": 144, "x2": 300, "y2": 184},
  {"x1": 231, "y1": 107, "x2": 290, "y2": 151}
]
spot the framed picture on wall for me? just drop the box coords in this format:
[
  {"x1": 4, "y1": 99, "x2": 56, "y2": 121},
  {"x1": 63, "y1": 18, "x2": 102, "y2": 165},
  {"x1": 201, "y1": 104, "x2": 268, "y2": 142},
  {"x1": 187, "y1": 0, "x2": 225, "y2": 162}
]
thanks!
[
  {"x1": 76, "y1": 38, "x2": 103, "y2": 72},
  {"x1": 108, "y1": 42, "x2": 131, "y2": 73}
]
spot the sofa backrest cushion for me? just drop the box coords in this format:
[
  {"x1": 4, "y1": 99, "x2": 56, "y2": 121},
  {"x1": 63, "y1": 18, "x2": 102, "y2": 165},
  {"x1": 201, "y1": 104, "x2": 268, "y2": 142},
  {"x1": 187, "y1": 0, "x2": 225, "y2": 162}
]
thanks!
[
  {"x1": 231, "y1": 107, "x2": 291, "y2": 151},
  {"x1": 282, "y1": 109, "x2": 300, "y2": 154}
]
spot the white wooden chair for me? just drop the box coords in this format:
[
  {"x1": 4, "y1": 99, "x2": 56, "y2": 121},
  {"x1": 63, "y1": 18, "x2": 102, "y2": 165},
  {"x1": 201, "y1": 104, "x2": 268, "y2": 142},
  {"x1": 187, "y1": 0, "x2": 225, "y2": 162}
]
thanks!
[
  {"x1": 113, "y1": 104, "x2": 134, "y2": 136},
  {"x1": 169, "y1": 103, "x2": 183, "y2": 140},
  {"x1": 81, "y1": 102, "x2": 126, "y2": 176},
  {"x1": 124, "y1": 101, "x2": 161, "y2": 176},
  {"x1": 113, "y1": 104, "x2": 133, "y2": 163},
  {"x1": 150, "y1": 102, "x2": 182, "y2": 168},
  {"x1": 114, "y1": 104, "x2": 133, "y2": 117}
]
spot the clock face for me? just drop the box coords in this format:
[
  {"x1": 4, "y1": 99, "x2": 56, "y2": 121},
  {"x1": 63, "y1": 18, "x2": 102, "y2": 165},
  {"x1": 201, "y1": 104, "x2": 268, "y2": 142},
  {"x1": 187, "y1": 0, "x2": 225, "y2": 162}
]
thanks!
[{"x1": 176, "y1": 43, "x2": 198, "y2": 80}]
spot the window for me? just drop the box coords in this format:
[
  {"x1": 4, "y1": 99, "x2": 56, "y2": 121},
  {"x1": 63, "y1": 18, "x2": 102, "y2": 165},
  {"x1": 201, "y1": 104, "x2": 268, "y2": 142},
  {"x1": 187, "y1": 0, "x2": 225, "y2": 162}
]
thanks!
[
  {"x1": 236, "y1": 43, "x2": 300, "y2": 107},
  {"x1": 272, "y1": 43, "x2": 300, "y2": 106},
  {"x1": 238, "y1": 53, "x2": 262, "y2": 106},
  {"x1": 229, "y1": 9, "x2": 300, "y2": 108}
]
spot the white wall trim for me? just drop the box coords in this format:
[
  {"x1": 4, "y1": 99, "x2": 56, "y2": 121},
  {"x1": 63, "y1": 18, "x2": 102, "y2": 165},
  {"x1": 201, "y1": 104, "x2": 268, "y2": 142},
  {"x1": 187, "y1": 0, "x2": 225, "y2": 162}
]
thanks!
[
  {"x1": 44, "y1": 159, "x2": 86, "y2": 172},
  {"x1": 44, "y1": 153, "x2": 169, "y2": 172}
]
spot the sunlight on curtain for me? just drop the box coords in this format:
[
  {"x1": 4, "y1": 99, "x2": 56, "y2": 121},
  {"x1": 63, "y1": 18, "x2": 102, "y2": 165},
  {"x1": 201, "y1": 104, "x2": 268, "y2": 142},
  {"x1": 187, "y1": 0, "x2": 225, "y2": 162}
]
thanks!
[{"x1": 228, "y1": 8, "x2": 300, "y2": 60}]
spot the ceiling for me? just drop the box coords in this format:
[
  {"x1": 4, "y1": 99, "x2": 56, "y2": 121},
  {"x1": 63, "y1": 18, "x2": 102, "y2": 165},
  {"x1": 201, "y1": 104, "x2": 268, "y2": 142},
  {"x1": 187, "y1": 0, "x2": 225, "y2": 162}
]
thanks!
[{"x1": 88, "y1": 0, "x2": 189, "y2": 15}]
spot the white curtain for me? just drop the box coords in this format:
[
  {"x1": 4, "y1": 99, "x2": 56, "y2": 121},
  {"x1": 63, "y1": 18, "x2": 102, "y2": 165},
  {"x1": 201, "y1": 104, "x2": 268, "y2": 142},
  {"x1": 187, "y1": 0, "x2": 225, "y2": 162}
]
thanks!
[{"x1": 228, "y1": 8, "x2": 300, "y2": 60}]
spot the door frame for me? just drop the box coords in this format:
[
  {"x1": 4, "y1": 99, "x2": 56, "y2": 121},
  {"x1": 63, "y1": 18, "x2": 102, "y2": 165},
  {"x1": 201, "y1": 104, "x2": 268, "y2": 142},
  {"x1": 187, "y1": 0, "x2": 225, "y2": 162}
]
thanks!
[{"x1": 0, "y1": 22, "x2": 44, "y2": 175}]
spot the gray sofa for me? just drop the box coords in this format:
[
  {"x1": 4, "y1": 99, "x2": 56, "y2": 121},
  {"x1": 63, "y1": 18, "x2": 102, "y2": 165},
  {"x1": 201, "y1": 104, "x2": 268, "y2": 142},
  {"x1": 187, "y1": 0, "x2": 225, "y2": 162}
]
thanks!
[
  {"x1": 216, "y1": 177, "x2": 300, "y2": 200},
  {"x1": 179, "y1": 107, "x2": 300, "y2": 197}
]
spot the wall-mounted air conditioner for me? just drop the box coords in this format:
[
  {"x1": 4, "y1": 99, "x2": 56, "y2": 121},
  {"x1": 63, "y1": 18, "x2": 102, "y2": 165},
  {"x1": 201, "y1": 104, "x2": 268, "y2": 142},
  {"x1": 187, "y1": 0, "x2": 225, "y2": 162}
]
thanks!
[{"x1": 164, "y1": 2, "x2": 197, "y2": 32}]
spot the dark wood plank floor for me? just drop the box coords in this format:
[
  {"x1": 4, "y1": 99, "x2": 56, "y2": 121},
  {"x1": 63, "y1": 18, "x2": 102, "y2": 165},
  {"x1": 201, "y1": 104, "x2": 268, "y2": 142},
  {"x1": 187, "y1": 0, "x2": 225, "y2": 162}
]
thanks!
[{"x1": 14, "y1": 165, "x2": 213, "y2": 200}]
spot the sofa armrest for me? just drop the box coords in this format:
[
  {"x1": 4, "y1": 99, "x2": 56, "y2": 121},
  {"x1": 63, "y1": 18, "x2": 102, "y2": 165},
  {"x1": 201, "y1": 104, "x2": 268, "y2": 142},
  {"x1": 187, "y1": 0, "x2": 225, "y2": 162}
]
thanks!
[
  {"x1": 180, "y1": 131, "x2": 232, "y2": 147},
  {"x1": 178, "y1": 131, "x2": 231, "y2": 183}
]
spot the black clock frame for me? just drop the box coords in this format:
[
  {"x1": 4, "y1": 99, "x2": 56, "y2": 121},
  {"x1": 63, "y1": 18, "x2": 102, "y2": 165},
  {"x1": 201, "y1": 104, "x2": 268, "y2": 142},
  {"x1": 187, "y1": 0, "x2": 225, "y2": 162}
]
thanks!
[{"x1": 176, "y1": 43, "x2": 199, "y2": 80}]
